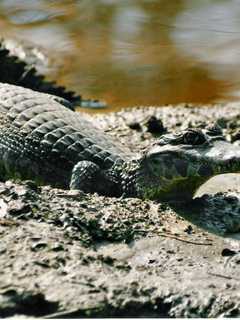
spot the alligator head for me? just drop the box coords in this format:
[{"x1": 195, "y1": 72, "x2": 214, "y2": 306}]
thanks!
[{"x1": 136, "y1": 126, "x2": 240, "y2": 201}]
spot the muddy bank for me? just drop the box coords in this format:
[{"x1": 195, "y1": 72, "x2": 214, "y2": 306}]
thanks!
[{"x1": 1, "y1": 103, "x2": 240, "y2": 318}]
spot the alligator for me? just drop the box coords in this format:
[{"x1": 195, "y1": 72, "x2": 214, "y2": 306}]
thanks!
[
  {"x1": 0, "y1": 82, "x2": 240, "y2": 201},
  {"x1": 0, "y1": 39, "x2": 105, "y2": 109}
]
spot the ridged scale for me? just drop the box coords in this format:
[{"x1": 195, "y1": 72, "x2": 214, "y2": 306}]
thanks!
[{"x1": 0, "y1": 83, "x2": 131, "y2": 187}]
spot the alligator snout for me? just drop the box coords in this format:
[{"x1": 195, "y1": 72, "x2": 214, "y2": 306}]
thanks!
[
  {"x1": 206, "y1": 141, "x2": 240, "y2": 175},
  {"x1": 139, "y1": 136, "x2": 240, "y2": 201}
]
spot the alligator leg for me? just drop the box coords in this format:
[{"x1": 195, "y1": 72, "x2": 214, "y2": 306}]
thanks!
[{"x1": 70, "y1": 161, "x2": 101, "y2": 193}]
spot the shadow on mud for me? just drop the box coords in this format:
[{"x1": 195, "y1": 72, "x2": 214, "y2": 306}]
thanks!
[{"x1": 169, "y1": 192, "x2": 240, "y2": 237}]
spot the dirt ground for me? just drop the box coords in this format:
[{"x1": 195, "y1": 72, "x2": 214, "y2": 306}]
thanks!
[{"x1": 1, "y1": 103, "x2": 240, "y2": 318}]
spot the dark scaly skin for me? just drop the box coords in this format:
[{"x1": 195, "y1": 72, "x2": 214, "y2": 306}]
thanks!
[
  {"x1": 0, "y1": 83, "x2": 129, "y2": 196},
  {"x1": 133, "y1": 129, "x2": 240, "y2": 201},
  {"x1": 0, "y1": 82, "x2": 240, "y2": 201}
]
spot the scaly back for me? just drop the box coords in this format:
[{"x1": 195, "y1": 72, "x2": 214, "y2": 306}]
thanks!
[{"x1": 0, "y1": 83, "x2": 130, "y2": 187}]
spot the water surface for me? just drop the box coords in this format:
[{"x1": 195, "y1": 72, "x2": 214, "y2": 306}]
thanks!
[{"x1": 0, "y1": 0, "x2": 239, "y2": 111}]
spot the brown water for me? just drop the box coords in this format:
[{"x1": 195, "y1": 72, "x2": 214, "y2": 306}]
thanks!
[{"x1": 0, "y1": 0, "x2": 240, "y2": 111}]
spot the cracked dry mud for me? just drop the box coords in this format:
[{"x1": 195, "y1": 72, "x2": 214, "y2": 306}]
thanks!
[{"x1": 1, "y1": 103, "x2": 240, "y2": 318}]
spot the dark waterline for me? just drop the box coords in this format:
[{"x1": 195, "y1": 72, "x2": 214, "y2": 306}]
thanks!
[{"x1": 0, "y1": 0, "x2": 239, "y2": 112}]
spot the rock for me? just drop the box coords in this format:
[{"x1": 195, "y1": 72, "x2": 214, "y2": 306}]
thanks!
[
  {"x1": 7, "y1": 200, "x2": 31, "y2": 217},
  {"x1": 31, "y1": 242, "x2": 48, "y2": 252},
  {"x1": 221, "y1": 248, "x2": 239, "y2": 257},
  {"x1": 145, "y1": 116, "x2": 165, "y2": 135},
  {"x1": 127, "y1": 121, "x2": 142, "y2": 131}
]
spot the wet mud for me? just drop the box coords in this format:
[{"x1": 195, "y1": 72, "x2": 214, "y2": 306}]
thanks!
[{"x1": 1, "y1": 103, "x2": 240, "y2": 317}]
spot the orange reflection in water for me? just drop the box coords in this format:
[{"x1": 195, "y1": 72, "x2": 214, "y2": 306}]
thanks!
[{"x1": 0, "y1": 0, "x2": 236, "y2": 111}]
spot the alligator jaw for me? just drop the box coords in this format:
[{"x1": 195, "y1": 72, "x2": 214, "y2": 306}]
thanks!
[{"x1": 135, "y1": 140, "x2": 240, "y2": 202}]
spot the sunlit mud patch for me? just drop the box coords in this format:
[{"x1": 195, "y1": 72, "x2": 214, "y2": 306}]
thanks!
[{"x1": 195, "y1": 173, "x2": 240, "y2": 197}]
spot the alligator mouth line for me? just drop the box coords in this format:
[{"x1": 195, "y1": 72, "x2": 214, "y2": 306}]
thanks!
[{"x1": 136, "y1": 137, "x2": 240, "y2": 202}]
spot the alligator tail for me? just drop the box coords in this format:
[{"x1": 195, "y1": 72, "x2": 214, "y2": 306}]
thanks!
[{"x1": 0, "y1": 39, "x2": 106, "y2": 110}]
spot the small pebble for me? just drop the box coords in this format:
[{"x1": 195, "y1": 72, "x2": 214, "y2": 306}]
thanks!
[
  {"x1": 145, "y1": 116, "x2": 165, "y2": 134},
  {"x1": 128, "y1": 121, "x2": 142, "y2": 131},
  {"x1": 31, "y1": 242, "x2": 48, "y2": 252},
  {"x1": 221, "y1": 248, "x2": 238, "y2": 257}
]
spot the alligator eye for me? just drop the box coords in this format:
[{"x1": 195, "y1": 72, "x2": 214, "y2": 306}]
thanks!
[{"x1": 183, "y1": 129, "x2": 206, "y2": 145}]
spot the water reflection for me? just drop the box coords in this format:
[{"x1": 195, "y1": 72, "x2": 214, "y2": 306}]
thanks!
[
  {"x1": 0, "y1": 0, "x2": 238, "y2": 110},
  {"x1": 173, "y1": 0, "x2": 240, "y2": 101}
]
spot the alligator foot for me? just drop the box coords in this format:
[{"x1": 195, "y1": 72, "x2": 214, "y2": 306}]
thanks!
[{"x1": 70, "y1": 161, "x2": 100, "y2": 193}]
